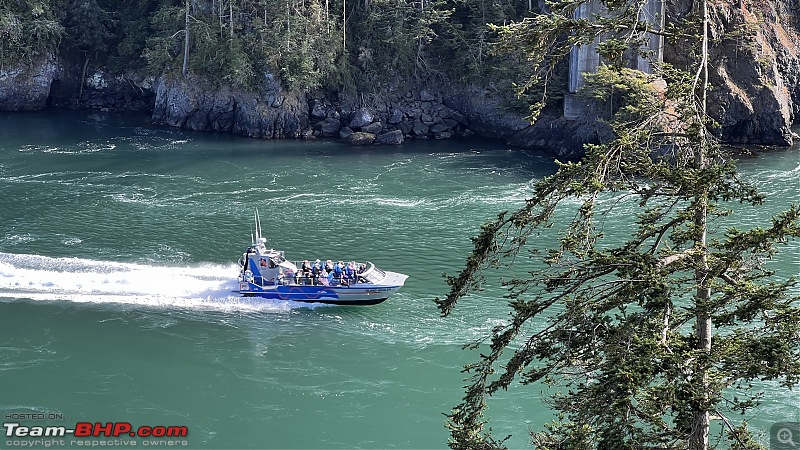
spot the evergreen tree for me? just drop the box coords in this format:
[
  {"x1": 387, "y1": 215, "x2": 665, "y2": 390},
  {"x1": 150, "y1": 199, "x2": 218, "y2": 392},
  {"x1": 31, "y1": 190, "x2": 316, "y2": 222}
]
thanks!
[
  {"x1": 62, "y1": 0, "x2": 114, "y2": 96},
  {"x1": 436, "y1": 0, "x2": 800, "y2": 448},
  {"x1": 0, "y1": 0, "x2": 64, "y2": 67}
]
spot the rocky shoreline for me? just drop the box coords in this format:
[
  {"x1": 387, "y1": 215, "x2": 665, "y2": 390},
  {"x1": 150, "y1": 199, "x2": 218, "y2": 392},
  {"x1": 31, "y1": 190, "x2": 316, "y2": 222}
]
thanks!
[
  {"x1": 2, "y1": 0, "x2": 800, "y2": 160},
  {"x1": 31, "y1": 70, "x2": 612, "y2": 159}
]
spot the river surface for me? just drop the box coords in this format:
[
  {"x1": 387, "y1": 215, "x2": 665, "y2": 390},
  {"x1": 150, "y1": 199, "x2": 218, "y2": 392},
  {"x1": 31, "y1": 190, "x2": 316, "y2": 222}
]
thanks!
[{"x1": 0, "y1": 111, "x2": 797, "y2": 449}]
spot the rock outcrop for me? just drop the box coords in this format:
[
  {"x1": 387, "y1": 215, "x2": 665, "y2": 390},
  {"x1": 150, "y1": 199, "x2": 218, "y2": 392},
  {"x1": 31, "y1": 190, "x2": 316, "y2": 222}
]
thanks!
[
  {"x1": 307, "y1": 86, "x2": 473, "y2": 146},
  {"x1": 0, "y1": 54, "x2": 57, "y2": 111},
  {"x1": 151, "y1": 75, "x2": 308, "y2": 138},
  {"x1": 665, "y1": 0, "x2": 800, "y2": 146}
]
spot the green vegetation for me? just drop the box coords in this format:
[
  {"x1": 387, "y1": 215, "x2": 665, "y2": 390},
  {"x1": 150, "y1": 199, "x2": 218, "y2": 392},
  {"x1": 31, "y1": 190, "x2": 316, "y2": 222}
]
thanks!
[
  {"x1": 436, "y1": 0, "x2": 800, "y2": 449},
  {"x1": 0, "y1": 0, "x2": 536, "y2": 93},
  {"x1": 0, "y1": 0, "x2": 64, "y2": 68}
]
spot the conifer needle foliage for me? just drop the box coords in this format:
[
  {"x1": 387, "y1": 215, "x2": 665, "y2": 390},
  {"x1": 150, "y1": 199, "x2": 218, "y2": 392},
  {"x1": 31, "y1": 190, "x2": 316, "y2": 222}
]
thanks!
[{"x1": 436, "y1": 0, "x2": 800, "y2": 448}]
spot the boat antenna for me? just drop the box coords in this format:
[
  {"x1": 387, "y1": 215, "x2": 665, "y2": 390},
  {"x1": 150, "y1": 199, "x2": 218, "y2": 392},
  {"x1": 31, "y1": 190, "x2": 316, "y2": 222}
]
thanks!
[
  {"x1": 254, "y1": 208, "x2": 263, "y2": 241},
  {"x1": 258, "y1": 208, "x2": 263, "y2": 240},
  {"x1": 254, "y1": 209, "x2": 259, "y2": 241}
]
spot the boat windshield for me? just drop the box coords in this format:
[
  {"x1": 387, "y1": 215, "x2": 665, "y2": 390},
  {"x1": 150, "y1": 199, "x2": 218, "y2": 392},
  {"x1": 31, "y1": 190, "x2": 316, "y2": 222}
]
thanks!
[{"x1": 363, "y1": 266, "x2": 386, "y2": 283}]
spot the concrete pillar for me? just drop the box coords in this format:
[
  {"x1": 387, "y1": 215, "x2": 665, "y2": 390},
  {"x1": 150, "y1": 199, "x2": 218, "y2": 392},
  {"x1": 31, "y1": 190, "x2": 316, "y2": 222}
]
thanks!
[
  {"x1": 563, "y1": 0, "x2": 665, "y2": 119},
  {"x1": 564, "y1": 0, "x2": 602, "y2": 120},
  {"x1": 636, "y1": 0, "x2": 665, "y2": 74}
]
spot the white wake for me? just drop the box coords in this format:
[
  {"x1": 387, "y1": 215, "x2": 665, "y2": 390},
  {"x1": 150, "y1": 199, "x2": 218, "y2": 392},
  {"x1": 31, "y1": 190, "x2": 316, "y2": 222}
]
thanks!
[{"x1": 0, "y1": 252, "x2": 320, "y2": 312}]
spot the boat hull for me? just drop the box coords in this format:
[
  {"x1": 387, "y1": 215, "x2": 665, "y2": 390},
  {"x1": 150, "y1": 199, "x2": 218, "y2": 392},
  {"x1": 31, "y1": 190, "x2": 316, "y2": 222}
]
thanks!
[
  {"x1": 241, "y1": 292, "x2": 390, "y2": 306},
  {"x1": 236, "y1": 278, "x2": 404, "y2": 306}
]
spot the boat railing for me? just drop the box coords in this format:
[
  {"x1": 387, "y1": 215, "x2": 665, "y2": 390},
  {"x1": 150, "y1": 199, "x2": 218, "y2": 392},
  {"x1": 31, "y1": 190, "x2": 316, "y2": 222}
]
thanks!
[
  {"x1": 243, "y1": 259, "x2": 383, "y2": 287},
  {"x1": 289, "y1": 261, "x2": 371, "y2": 274}
]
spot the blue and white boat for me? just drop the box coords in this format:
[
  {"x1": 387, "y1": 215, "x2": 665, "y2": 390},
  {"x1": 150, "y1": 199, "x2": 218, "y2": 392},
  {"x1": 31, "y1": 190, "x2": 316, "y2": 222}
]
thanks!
[{"x1": 236, "y1": 210, "x2": 408, "y2": 305}]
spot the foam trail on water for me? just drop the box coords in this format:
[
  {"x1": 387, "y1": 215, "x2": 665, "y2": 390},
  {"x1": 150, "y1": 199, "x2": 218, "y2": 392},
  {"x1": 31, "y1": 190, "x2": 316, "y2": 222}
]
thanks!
[{"x1": 0, "y1": 252, "x2": 324, "y2": 312}]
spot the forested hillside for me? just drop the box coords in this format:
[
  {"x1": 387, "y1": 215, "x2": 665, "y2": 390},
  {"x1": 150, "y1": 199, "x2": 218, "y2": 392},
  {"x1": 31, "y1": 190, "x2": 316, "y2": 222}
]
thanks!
[
  {"x1": 0, "y1": 0, "x2": 531, "y2": 93},
  {"x1": 2, "y1": 0, "x2": 799, "y2": 151}
]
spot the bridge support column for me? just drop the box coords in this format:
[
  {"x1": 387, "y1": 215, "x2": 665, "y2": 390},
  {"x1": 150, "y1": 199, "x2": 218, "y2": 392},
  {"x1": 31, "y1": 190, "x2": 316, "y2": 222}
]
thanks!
[
  {"x1": 564, "y1": 0, "x2": 602, "y2": 120},
  {"x1": 563, "y1": 0, "x2": 665, "y2": 120},
  {"x1": 636, "y1": 0, "x2": 665, "y2": 74}
]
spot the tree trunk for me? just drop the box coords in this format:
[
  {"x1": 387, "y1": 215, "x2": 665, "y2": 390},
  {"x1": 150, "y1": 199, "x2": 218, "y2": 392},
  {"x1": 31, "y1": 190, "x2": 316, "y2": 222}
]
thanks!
[
  {"x1": 286, "y1": 0, "x2": 291, "y2": 51},
  {"x1": 342, "y1": 0, "x2": 346, "y2": 52},
  {"x1": 688, "y1": 0, "x2": 711, "y2": 449},
  {"x1": 79, "y1": 53, "x2": 89, "y2": 99},
  {"x1": 182, "y1": 0, "x2": 190, "y2": 78}
]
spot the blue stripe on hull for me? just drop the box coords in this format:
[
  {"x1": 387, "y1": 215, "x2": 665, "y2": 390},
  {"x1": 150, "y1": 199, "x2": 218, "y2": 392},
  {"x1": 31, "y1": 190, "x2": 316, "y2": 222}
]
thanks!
[
  {"x1": 241, "y1": 293, "x2": 389, "y2": 306},
  {"x1": 238, "y1": 282, "x2": 398, "y2": 305}
]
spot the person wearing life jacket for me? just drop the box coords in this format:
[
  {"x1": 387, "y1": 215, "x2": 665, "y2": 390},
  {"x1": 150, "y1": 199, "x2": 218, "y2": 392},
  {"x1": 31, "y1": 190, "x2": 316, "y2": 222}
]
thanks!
[
  {"x1": 318, "y1": 269, "x2": 329, "y2": 286},
  {"x1": 311, "y1": 259, "x2": 323, "y2": 285},
  {"x1": 327, "y1": 269, "x2": 337, "y2": 286},
  {"x1": 333, "y1": 260, "x2": 344, "y2": 282}
]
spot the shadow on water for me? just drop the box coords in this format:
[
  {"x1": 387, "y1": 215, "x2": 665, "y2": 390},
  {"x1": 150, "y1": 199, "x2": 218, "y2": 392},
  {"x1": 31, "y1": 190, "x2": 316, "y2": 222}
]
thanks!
[{"x1": 1, "y1": 110, "x2": 558, "y2": 181}]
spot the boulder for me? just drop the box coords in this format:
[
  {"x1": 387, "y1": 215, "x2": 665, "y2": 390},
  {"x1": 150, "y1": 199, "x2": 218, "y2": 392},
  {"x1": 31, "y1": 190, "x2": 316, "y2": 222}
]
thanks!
[
  {"x1": 375, "y1": 130, "x2": 404, "y2": 145},
  {"x1": 398, "y1": 121, "x2": 412, "y2": 135},
  {"x1": 412, "y1": 120, "x2": 429, "y2": 136},
  {"x1": 343, "y1": 131, "x2": 376, "y2": 145},
  {"x1": 310, "y1": 99, "x2": 327, "y2": 119},
  {"x1": 430, "y1": 122, "x2": 453, "y2": 133},
  {"x1": 349, "y1": 107, "x2": 373, "y2": 128},
  {"x1": 387, "y1": 108, "x2": 404, "y2": 124},
  {"x1": 339, "y1": 127, "x2": 354, "y2": 139},
  {"x1": 434, "y1": 131, "x2": 452, "y2": 140},
  {"x1": 442, "y1": 86, "x2": 529, "y2": 140},
  {"x1": 419, "y1": 89, "x2": 435, "y2": 102},
  {"x1": 319, "y1": 117, "x2": 342, "y2": 136},
  {"x1": 361, "y1": 121, "x2": 384, "y2": 134},
  {"x1": 449, "y1": 109, "x2": 469, "y2": 126}
]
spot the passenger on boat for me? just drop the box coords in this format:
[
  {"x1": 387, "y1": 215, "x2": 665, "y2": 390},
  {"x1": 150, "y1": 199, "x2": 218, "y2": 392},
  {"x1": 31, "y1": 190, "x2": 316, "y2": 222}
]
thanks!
[
  {"x1": 260, "y1": 258, "x2": 267, "y2": 268},
  {"x1": 345, "y1": 261, "x2": 355, "y2": 282},
  {"x1": 307, "y1": 259, "x2": 319, "y2": 285},
  {"x1": 284, "y1": 267, "x2": 295, "y2": 284},
  {"x1": 333, "y1": 261, "x2": 343, "y2": 280},
  {"x1": 327, "y1": 270, "x2": 338, "y2": 286},
  {"x1": 301, "y1": 260, "x2": 312, "y2": 284},
  {"x1": 325, "y1": 259, "x2": 334, "y2": 272},
  {"x1": 319, "y1": 269, "x2": 329, "y2": 286}
]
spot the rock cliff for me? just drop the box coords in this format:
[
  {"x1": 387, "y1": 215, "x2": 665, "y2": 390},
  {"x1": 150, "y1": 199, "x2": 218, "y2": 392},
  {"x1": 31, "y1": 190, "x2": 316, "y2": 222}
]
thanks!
[
  {"x1": 506, "y1": 0, "x2": 800, "y2": 154},
  {"x1": 0, "y1": 55, "x2": 57, "y2": 111},
  {"x1": 151, "y1": 75, "x2": 308, "y2": 138},
  {"x1": 668, "y1": 0, "x2": 800, "y2": 146}
]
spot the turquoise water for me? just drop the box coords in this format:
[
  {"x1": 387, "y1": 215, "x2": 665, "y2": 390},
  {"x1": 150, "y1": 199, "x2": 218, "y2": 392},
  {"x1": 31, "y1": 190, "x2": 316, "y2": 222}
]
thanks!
[{"x1": 0, "y1": 111, "x2": 797, "y2": 449}]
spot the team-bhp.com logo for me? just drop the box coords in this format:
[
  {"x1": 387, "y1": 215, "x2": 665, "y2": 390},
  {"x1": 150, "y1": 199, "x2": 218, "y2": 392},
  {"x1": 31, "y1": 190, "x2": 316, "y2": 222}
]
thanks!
[{"x1": 4, "y1": 421, "x2": 188, "y2": 438}]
